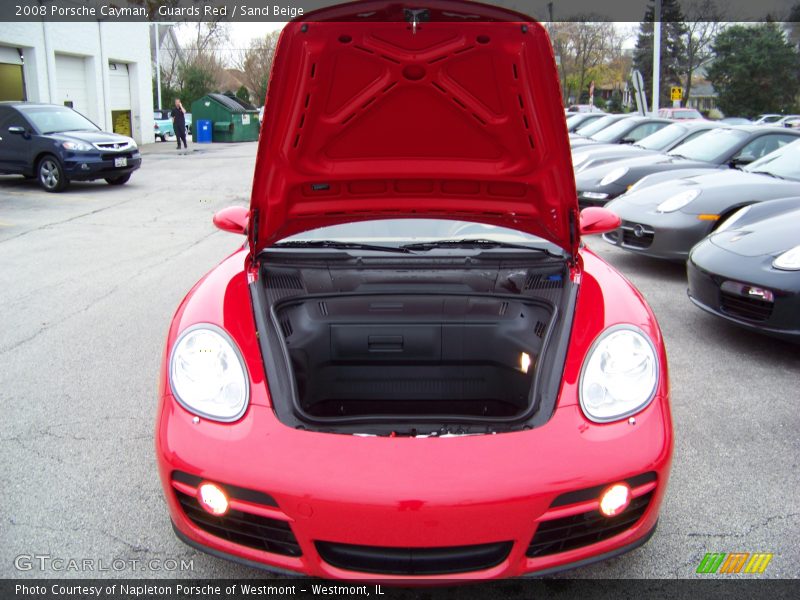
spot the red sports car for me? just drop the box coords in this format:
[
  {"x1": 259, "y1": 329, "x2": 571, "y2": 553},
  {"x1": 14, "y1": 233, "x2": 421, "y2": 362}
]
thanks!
[{"x1": 156, "y1": 0, "x2": 673, "y2": 580}]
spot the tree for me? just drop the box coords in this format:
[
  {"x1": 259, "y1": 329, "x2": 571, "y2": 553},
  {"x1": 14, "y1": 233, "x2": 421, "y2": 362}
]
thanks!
[
  {"x1": 236, "y1": 30, "x2": 281, "y2": 107},
  {"x1": 681, "y1": 0, "x2": 724, "y2": 103},
  {"x1": 783, "y1": 2, "x2": 800, "y2": 50},
  {"x1": 706, "y1": 23, "x2": 800, "y2": 117},
  {"x1": 236, "y1": 85, "x2": 250, "y2": 104},
  {"x1": 550, "y1": 19, "x2": 621, "y2": 104},
  {"x1": 179, "y1": 63, "x2": 217, "y2": 107},
  {"x1": 632, "y1": 0, "x2": 688, "y2": 108}
]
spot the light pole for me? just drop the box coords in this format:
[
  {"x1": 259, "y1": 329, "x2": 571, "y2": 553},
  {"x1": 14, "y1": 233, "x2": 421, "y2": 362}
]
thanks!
[{"x1": 652, "y1": 0, "x2": 661, "y2": 114}]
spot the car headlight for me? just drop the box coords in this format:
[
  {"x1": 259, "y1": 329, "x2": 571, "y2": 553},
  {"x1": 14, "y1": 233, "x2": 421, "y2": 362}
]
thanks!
[
  {"x1": 62, "y1": 141, "x2": 93, "y2": 151},
  {"x1": 127, "y1": 137, "x2": 138, "y2": 150},
  {"x1": 656, "y1": 189, "x2": 700, "y2": 213},
  {"x1": 715, "y1": 205, "x2": 751, "y2": 233},
  {"x1": 773, "y1": 244, "x2": 800, "y2": 271},
  {"x1": 579, "y1": 326, "x2": 659, "y2": 423},
  {"x1": 599, "y1": 167, "x2": 629, "y2": 187},
  {"x1": 169, "y1": 324, "x2": 249, "y2": 422}
]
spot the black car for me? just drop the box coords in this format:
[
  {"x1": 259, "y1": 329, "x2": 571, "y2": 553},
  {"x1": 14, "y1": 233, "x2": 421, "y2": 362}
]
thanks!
[
  {"x1": 687, "y1": 196, "x2": 800, "y2": 342},
  {"x1": 574, "y1": 126, "x2": 800, "y2": 207},
  {"x1": 0, "y1": 102, "x2": 141, "y2": 192},
  {"x1": 570, "y1": 115, "x2": 672, "y2": 149}
]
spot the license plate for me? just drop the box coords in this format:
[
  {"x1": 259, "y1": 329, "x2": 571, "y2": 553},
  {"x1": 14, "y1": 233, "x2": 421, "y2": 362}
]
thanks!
[{"x1": 114, "y1": 157, "x2": 127, "y2": 168}]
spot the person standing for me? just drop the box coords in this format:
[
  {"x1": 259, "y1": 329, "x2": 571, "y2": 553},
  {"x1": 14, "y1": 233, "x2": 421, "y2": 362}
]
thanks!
[{"x1": 171, "y1": 98, "x2": 188, "y2": 151}]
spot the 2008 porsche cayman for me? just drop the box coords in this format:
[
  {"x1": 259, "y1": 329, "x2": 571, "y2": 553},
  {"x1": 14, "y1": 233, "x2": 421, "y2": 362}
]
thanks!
[{"x1": 155, "y1": 0, "x2": 673, "y2": 580}]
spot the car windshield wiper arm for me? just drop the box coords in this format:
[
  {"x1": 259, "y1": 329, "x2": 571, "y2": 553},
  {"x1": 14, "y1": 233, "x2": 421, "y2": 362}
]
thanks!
[
  {"x1": 271, "y1": 240, "x2": 412, "y2": 253},
  {"x1": 399, "y1": 238, "x2": 553, "y2": 253},
  {"x1": 748, "y1": 170, "x2": 786, "y2": 179}
]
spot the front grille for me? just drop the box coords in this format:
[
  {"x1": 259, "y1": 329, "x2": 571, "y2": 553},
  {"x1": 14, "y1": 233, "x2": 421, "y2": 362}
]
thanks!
[
  {"x1": 95, "y1": 141, "x2": 133, "y2": 151},
  {"x1": 175, "y1": 490, "x2": 301, "y2": 556},
  {"x1": 619, "y1": 221, "x2": 654, "y2": 249},
  {"x1": 526, "y1": 491, "x2": 653, "y2": 558},
  {"x1": 316, "y1": 540, "x2": 512, "y2": 575},
  {"x1": 720, "y1": 291, "x2": 774, "y2": 322}
]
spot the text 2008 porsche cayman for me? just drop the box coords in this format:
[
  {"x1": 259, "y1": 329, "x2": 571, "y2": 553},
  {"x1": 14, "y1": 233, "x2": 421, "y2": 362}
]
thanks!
[{"x1": 155, "y1": 0, "x2": 673, "y2": 580}]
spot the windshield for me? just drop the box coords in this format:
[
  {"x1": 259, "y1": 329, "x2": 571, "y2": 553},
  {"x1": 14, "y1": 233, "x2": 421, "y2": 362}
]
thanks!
[
  {"x1": 635, "y1": 123, "x2": 688, "y2": 150},
  {"x1": 666, "y1": 128, "x2": 748, "y2": 162},
  {"x1": 22, "y1": 106, "x2": 99, "y2": 134},
  {"x1": 274, "y1": 219, "x2": 550, "y2": 248},
  {"x1": 671, "y1": 109, "x2": 703, "y2": 119},
  {"x1": 744, "y1": 139, "x2": 800, "y2": 180},
  {"x1": 574, "y1": 115, "x2": 623, "y2": 137},
  {"x1": 590, "y1": 118, "x2": 637, "y2": 142}
]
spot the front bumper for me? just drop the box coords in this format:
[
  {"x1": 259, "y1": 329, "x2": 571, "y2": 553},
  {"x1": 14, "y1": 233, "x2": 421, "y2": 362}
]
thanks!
[
  {"x1": 602, "y1": 201, "x2": 714, "y2": 261},
  {"x1": 156, "y1": 398, "x2": 672, "y2": 580},
  {"x1": 62, "y1": 151, "x2": 142, "y2": 181},
  {"x1": 687, "y1": 242, "x2": 800, "y2": 342}
]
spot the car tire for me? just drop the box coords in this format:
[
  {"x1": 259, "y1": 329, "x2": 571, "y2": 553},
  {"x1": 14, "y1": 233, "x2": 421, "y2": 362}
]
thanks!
[
  {"x1": 37, "y1": 155, "x2": 68, "y2": 193},
  {"x1": 105, "y1": 174, "x2": 131, "y2": 186}
]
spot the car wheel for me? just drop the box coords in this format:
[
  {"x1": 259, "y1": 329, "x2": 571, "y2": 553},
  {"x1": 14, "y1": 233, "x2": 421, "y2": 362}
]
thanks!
[
  {"x1": 105, "y1": 174, "x2": 131, "y2": 186},
  {"x1": 37, "y1": 155, "x2": 68, "y2": 193}
]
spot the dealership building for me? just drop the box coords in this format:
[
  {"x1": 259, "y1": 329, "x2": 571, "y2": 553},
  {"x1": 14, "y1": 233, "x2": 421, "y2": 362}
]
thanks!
[{"x1": 0, "y1": 21, "x2": 155, "y2": 143}]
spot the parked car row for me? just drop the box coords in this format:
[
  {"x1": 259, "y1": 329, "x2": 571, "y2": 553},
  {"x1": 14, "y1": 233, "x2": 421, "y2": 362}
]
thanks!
[{"x1": 568, "y1": 109, "x2": 800, "y2": 342}]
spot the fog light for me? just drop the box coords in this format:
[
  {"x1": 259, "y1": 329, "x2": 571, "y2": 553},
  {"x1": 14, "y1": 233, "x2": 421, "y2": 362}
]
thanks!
[
  {"x1": 198, "y1": 482, "x2": 229, "y2": 516},
  {"x1": 81, "y1": 163, "x2": 90, "y2": 170},
  {"x1": 599, "y1": 483, "x2": 631, "y2": 517}
]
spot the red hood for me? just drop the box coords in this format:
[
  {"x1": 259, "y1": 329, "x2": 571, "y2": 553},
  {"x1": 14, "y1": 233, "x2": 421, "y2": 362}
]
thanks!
[{"x1": 250, "y1": 0, "x2": 578, "y2": 255}]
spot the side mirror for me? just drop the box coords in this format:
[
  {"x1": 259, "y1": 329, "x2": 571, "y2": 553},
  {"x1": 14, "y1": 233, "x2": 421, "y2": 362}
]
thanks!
[
  {"x1": 8, "y1": 126, "x2": 26, "y2": 136},
  {"x1": 580, "y1": 206, "x2": 621, "y2": 236},
  {"x1": 213, "y1": 206, "x2": 249, "y2": 235},
  {"x1": 620, "y1": 137, "x2": 636, "y2": 144},
  {"x1": 729, "y1": 155, "x2": 753, "y2": 168}
]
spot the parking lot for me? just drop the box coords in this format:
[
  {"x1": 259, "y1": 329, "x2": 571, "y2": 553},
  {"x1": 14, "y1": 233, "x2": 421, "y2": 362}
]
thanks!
[{"x1": 1, "y1": 141, "x2": 798, "y2": 579}]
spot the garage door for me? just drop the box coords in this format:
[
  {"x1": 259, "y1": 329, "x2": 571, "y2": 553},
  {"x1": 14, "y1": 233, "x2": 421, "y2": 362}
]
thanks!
[
  {"x1": 108, "y1": 63, "x2": 132, "y2": 136},
  {"x1": 55, "y1": 54, "x2": 89, "y2": 116},
  {"x1": 0, "y1": 46, "x2": 24, "y2": 101},
  {"x1": 108, "y1": 63, "x2": 131, "y2": 110}
]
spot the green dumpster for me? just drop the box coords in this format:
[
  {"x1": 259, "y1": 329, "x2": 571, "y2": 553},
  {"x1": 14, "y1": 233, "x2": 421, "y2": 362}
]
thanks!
[{"x1": 190, "y1": 93, "x2": 260, "y2": 142}]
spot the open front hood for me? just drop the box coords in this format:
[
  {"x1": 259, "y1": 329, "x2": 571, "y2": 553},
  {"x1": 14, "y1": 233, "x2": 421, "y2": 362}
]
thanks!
[{"x1": 249, "y1": 0, "x2": 578, "y2": 256}]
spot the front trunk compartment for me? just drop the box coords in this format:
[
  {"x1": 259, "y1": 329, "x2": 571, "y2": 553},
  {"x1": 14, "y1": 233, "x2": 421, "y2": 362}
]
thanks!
[
  {"x1": 251, "y1": 254, "x2": 576, "y2": 436},
  {"x1": 279, "y1": 294, "x2": 546, "y2": 420}
]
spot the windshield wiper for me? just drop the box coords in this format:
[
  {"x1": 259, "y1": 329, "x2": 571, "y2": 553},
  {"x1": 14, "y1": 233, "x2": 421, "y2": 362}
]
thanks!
[
  {"x1": 399, "y1": 238, "x2": 553, "y2": 253},
  {"x1": 748, "y1": 170, "x2": 786, "y2": 179},
  {"x1": 271, "y1": 240, "x2": 412, "y2": 253}
]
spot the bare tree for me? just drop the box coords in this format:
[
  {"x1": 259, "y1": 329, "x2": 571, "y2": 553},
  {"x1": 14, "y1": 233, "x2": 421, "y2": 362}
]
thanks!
[
  {"x1": 552, "y1": 19, "x2": 620, "y2": 103},
  {"x1": 682, "y1": 0, "x2": 725, "y2": 102},
  {"x1": 235, "y1": 31, "x2": 282, "y2": 107}
]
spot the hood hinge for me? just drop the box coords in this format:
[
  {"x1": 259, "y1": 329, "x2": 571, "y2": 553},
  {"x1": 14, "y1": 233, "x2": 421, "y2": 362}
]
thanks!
[
  {"x1": 568, "y1": 208, "x2": 579, "y2": 267},
  {"x1": 249, "y1": 208, "x2": 260, "y2": 262}
]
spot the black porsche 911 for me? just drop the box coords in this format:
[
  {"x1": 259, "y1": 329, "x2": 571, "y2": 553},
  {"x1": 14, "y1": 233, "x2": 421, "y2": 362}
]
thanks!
[{"x1": 687, "y1": 196, "x2": 800, "y2": 342}]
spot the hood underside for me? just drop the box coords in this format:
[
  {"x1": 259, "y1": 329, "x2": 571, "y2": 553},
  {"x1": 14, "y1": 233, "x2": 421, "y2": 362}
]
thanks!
[{"x1": 249, "y1": 0, "x2": 577, "y2": 255}]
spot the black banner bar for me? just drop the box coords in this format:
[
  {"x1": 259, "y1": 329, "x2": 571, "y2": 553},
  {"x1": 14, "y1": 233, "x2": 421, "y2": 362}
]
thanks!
[
  {"x1": 0, "y1": 0, "x2": 796, "y2": 23},
  {"x1": 3, "y1": 579, "x2": 800, "y2": 600}
]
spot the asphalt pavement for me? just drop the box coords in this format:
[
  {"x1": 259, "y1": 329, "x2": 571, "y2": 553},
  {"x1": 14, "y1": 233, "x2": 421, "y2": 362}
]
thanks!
[{"x1": 1, "y1": 140, "x2": 797, "y2": 580}]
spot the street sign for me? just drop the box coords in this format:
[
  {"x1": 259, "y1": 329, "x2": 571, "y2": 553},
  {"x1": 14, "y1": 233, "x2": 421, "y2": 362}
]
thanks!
[
  {"x1": 671, "y1": 86, "x2": 683, "y2": 101},
  {"x1": 631, "y1": 70, "x2": 648, "y2": 116}
]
